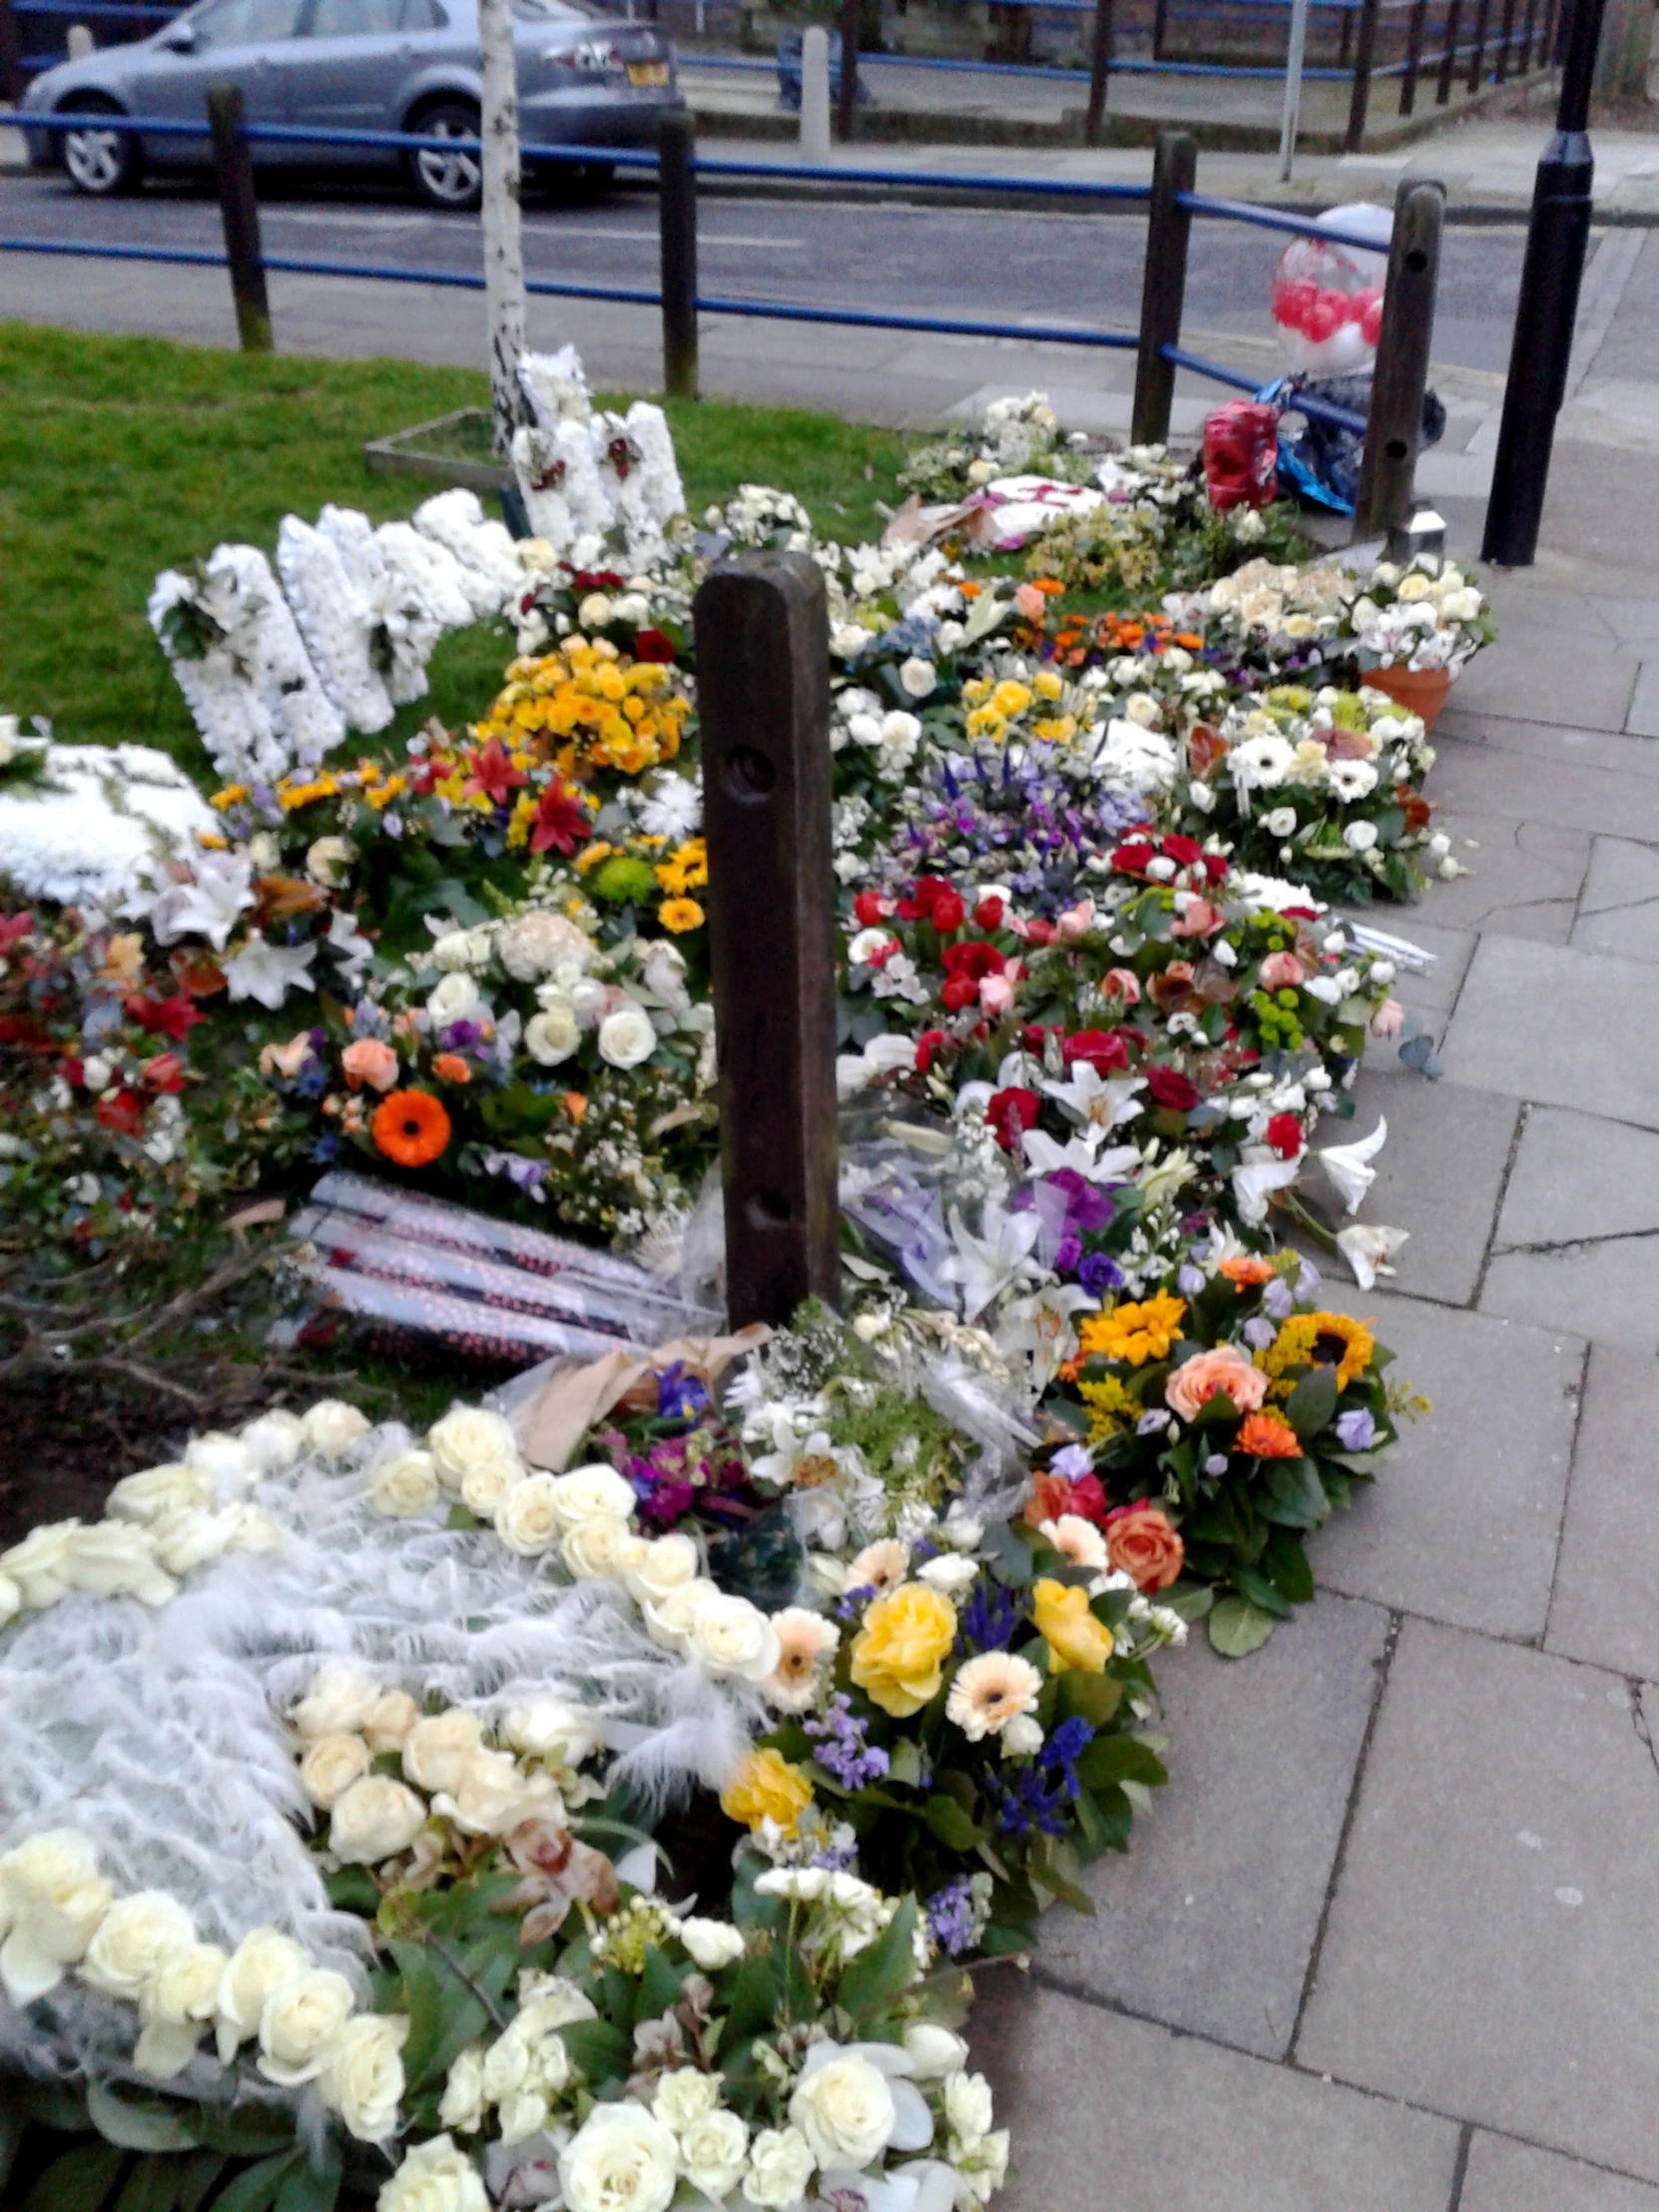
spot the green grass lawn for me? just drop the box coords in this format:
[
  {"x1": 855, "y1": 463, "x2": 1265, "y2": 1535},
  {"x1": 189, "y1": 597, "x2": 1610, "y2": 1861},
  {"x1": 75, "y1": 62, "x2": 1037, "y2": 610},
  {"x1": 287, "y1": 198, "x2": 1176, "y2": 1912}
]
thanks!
[{"x1": 0, "y1": 323, "x2": 910, "y2": 766}]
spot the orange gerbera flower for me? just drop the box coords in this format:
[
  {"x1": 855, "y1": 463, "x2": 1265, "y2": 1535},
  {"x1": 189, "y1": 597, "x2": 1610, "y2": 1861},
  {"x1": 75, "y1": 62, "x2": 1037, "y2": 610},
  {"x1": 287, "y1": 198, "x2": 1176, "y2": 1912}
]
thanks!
[
  {"x1": 1218, "y1": 1255, "x2": 1276, "y2": 1290},
  {"x1": 371, "y1": 1088, "x2": 451, "y2": 1167},
  {"x1": 1236, "y1": 1410, "x2": 1303, "y2": 1459},
  {"x1": 431, "y1": 1053, "x2": 472, "y2": 1084}
]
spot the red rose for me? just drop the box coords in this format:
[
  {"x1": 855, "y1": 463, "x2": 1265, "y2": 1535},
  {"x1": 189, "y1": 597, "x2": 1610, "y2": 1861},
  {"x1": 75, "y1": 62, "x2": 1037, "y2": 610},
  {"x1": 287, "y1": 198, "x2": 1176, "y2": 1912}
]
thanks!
[
  {"x1": 940, "y1": 974, "x2": 977, "y2": 1012},
  {"x1": 125, "y1": 992, "x2": 205, "y2": 1043},
  {"x1": 1112, "y1": 841, "x2": 1157, "y2": 875},
  {"x1": 61, "y1": 1056, "x2": 85, "y2": 1088},
  {"x1": 633, "y1": 627, "x2": 676, "y2": 663},
  {"x1": 985, "y1": 1086, "x2": 1040, "y2": 1152},
  {"x1": 897, "y1": 875, "x2": 954, "y2": 922},
  {"x1": 139, "y1": 1053, "x2": 186, "y2": 1094},
  {"x1": 914, "y1": 1028, "x2": 947, "y2": 1073},
  {"x1": 941, "y1": 941, "x2": 1004, "y2": 982},
  {"x1": 1264, "y1": 1112, "x2": 1303, "y2": 1159},
  {"x1": 1022, "y1": 1023, "x2": 1050, "y2": 1053},
  {"x1": 973, "y1": 895, "x2": 1005, "y2": 930},
  {"x1": 852, "y1": 889, "x2": 894, "y2": 926},
  {"x1": 1147, "y1": 1065, "x2": 1200, "y2": 1112},
  {"x1": 1203, "y1": 853, "x2": 1229, "y2": 884},
  {"x1": 929, "y1": 890, "x2": 966, "y2": 934},
  {"x1": 1066, "y1": 1472, "x2": 1109, "y2": 1524},
  {"x1": 1063, "y1": 1029, "x2": 1129, "y2": 1075},
  {"x1": 1161, "y1": 833, "x2": 1204, "y2": 869},
  {"x1": 96, "y1": 1089, "x2": 145, "y2": 1137},
  {"x1": 1023, "y1": 918, "x2": 1057, "y2": 947}
]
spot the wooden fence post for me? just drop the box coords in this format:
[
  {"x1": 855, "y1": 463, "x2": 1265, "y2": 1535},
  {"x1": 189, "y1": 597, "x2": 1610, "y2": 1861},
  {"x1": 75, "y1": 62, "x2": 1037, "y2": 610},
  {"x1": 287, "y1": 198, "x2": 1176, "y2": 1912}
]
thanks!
[
  {"x1": 1353, "y1": 180, "x2": 1443, "y2": 540},
  {"x1": 1131, "y1": 129, "x2": 1196, "y2": 447},
  {"x1": 1344, "y1": 0, "x2": 1381, "y2": 148},
  {"x1": 1084, "y1": 0, "x2": 1115, "y2": 142},
  {"x1": 694, "y1": 553, "x2": 839, "y2": 1330},
  {"x1": 658, "y1": 108, "x2": 698, "y2": 401},
  {"x1": 206, "y1": 82, "x2": 272, "y2": 353}
]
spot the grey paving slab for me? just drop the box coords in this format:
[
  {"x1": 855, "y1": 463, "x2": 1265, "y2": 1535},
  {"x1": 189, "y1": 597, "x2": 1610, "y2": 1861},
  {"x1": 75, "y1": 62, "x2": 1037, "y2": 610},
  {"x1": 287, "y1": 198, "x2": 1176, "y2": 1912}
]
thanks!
[
  {"x1": 1446, "y1": 622, "x2": 1639, "y2": 733},
  {"x1": 1296, "y1": 1619, "x2": 1659, "y2": 2182},
  {"x1": 971, "y1": 1977, "x2": 1459, "y2": 2212},
  {"x1": 1481, "y1": 1238, "x2": 1659, "y2": 1356},
  {"x1": 1571, "y1": 836, "x2": 1659, "y2": 959},
  {"x1": 1546, "y1": 1345, "x2": 1659, "y2": 1678},
  {"x1": 1461, "y1": 2135, "x2": 1659, "y2": 2212},
  {"x1": 1592, "y1": 596, "x2": 1659, "y2": 646},
  {"x1": 1441, "y1": 935, "x2": 1659, "y2": 1128},
  {"x1": 1036, "y1": 1592, "x2": 1387, "y2": 2059},
  {"x1": 1403, "y1": 810, "x2": 1589, "y2": 944},
  {"x1": 1626, "y1": 660, "x2": 1659, "y2": 738},
  {"x1": 1495, "y1": 1105, "x2": 1659, "y2": 1246},
  {"x1": 1312, "y1": 1069, "x2": 1516, "y2": 1308},
  {"x1": 1429, "y1": 734, "x2": 1659, "y2": 845},
  {"x1": 1312, "y1": 1292, "x2": 1581, "y2": 1639},
  {"x1": 1435, "y1": 709, "x2": 1659, "y2": 779}
]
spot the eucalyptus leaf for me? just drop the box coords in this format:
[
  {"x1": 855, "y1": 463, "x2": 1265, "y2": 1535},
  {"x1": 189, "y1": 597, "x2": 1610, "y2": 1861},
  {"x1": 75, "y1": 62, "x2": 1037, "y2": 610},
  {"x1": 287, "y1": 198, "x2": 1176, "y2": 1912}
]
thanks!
[
  {"x1": 87, "y1": 2082, "x2": 199, "y2": 2154},
  {"x1": 1208, "y1": 1594, "x2": 1279, "y2": 1658},
  {"x1": 836, "y1": 1898, "x2": 919, "y2": 2022},
  {"x1": 209, "y1": 2150, "x2": 304, "y2": 2212}
]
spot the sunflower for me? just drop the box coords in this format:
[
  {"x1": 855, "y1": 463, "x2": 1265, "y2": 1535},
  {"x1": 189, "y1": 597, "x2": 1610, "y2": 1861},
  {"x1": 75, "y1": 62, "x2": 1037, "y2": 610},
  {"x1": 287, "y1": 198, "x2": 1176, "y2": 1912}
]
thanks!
[
  {"x1": 1075, "y1": 1293, "x2": 1187, "y2": 1368},
  {"x1": 1260, "y1": 1311, "x2": 1375, "y2": 1393},
  {"x1": 658, "y1": 897, "x2": 705, "y2": 934},
  {"x1": 371, "y1": 1089, "x2": 451, "y2": 1168}
]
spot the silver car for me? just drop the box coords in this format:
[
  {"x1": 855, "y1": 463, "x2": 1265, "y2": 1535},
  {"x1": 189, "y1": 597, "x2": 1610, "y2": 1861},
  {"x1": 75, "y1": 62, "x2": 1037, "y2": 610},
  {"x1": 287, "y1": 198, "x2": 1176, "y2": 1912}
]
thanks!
[{"x1": 20, "y1": 0, "x2": 678, "y2": 210}]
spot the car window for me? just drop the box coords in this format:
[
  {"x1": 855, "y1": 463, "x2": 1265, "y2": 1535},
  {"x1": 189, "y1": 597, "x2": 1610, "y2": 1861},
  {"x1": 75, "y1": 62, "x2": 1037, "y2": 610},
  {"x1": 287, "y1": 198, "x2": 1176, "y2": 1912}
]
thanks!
[
  {"x1": 399, "y1": 0, "x2": 447, "y2": 26},
  {"x1": 307, "y1": 0, "x2": 401, "y2": 31},
  {"x1": 189, "y1": 0, "x2": 304, "y2": 46}
]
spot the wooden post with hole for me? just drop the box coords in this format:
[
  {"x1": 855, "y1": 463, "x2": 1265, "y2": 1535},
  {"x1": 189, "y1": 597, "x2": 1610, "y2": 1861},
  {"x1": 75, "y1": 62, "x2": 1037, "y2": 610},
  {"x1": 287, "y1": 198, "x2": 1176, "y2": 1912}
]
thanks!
[
  {"x1": 1131, "y1": 129, "x2": 1196, "y2": 446},
  {"x1": 694, "y1": 553, "x2": 839, "y2": 1329},
  {"x1": 1354, "y1": 180, "x2": 1444, "y2": 540},
  {"x1": 658, "y1": 107, "x2": 698, "y2": 401},
  {"x1": 206, "y1": 82, "x2": 272, "y2": 353}
]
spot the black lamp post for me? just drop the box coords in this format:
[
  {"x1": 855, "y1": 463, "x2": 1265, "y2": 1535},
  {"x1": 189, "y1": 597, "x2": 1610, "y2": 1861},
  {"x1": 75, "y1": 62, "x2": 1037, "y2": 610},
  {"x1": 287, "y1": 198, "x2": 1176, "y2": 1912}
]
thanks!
[{"x1": 1479, "y1": 0, "x2": 1611, "y2": 565}]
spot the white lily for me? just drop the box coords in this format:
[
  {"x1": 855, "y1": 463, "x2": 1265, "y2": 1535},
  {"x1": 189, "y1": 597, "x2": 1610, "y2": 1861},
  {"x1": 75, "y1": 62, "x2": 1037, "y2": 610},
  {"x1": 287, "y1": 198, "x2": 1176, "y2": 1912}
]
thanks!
[
  {"x1": 324, "y1": 904, "x2": 374, "y2": 981},
  {"x1": 1318, "y1": 1117, "x2": 1387, "y2": 1215},
  {"x1": 1021, "y1": 1128, "x2": 1140, "y2": 1184},
  {"x1": 1231, "y1": 1147, "x2": 1302, "y2": 1228},
  {"x1": 223, "y1": 930, "x2": 318, "y2": 1010},
  {"x1": 996, "y1": 1282, "x2": 1099, "y2": 1390},
  {"x1": 1337, "y1": 1222, "x2": 1409, "y2": 1289},
  {"x1": 835, "y1": 1032, "x2": 916, "y2": 1100},
  {"x1": 148, "y1": 850, "x2": 254, "y2": 950},
  {"x1": 1041, "y1": 1062, "x2": 1146, "y2": 1133},
  {"x1": 938, "y1": 1202, "x2": 1044, "y2": 1324}
]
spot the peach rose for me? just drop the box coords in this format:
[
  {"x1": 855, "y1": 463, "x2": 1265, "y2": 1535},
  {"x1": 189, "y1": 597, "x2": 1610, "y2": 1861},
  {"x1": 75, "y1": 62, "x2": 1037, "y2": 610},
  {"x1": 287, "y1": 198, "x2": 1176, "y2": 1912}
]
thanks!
[
  {"x1": 1164, "y1": 1345, "x2": 1269, "y2": 1422},
  {"x1": 341, "y1": 1039, "x2": 399, "y2": 1093},
  {"x1": 1371, "y1": 997, "x2": 1404, "y2": 1039},
  {"x1": 260, "y1": 1032, "x2": 313, "y2": 1080},
  {"x1": 1103, "y1": 1504, "x2": 1185, "y2": 1592},
  {"x1": 1259, "y1": 951, "x2": 1305, "y2": 992},
  {"x1": 1103, "y1": 968, "x2": 1142, "y2": 1006}
]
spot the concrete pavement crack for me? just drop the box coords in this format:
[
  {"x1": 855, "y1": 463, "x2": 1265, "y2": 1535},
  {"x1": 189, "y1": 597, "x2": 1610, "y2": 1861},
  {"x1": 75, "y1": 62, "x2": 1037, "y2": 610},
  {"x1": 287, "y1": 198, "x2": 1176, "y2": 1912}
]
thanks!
[
  {"x1": 1631, "y1": 1681, "x2": 1659, "y2": 1791},
  {"x1": 1445, "y1": 2123, "x2": 1474, "y2": 2212},
  {"x1": 1489, "y1": 1223, "x2": 1659, "y2": 1260}
]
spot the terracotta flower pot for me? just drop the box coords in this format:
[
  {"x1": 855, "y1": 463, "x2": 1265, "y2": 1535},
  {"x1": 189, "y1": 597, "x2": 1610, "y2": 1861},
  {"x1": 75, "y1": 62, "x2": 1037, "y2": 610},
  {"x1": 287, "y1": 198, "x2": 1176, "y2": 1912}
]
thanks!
[{"x1": 1363, "y1": 663, "x2": 1453, "y2": 731}]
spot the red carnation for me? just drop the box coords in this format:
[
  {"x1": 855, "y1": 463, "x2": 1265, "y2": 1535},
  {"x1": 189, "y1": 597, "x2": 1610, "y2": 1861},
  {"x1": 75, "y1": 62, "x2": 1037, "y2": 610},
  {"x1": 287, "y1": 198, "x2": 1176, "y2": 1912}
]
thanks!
[
  {"x1": 1112, "y1": 841, "x2": 1157, "y2": 875},
  {"x1": 1062, "y1": 1029, "x2": 1130, "y2": 1075},
  {"x1": 941, "y1": 941, "x2": 1004, "y2": 982},
  {"x1": 1147, "y1": 1065, "x2": 1200, "y2": 1112},
  {"x1": 1264, "y1": 1112, "x2": 1304, "y2": 1159},
  {"x1": 633, "y1": 627, "x2": 676, "y2": 663},
  {"x1": 985, "y1": 1086, "x2": 1040, "y2": 1153},
  {"x1": 1203, "y1": 853, "x2": 1230, "y2": 884},
  {"x1": 1023, "y1": 917, "x2": 1057, "y2": 947},
  {"x1": 896, "y1": 875, "x2": 955, "y2": 922}
]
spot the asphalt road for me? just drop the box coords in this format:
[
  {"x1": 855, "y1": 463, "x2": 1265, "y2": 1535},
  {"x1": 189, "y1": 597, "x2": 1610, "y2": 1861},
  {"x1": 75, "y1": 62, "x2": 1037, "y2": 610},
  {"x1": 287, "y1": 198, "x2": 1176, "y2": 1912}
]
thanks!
[{"x1": 0, "y1": 163, "x2": 1544, "y2": 373}]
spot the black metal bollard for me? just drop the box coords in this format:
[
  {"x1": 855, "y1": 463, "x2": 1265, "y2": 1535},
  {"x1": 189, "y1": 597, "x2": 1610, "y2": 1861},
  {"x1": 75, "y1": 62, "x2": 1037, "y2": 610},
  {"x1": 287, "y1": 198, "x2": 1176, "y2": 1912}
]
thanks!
[
  {"x1": 658, "y1": 109, "x2": 698, "y2": 403},
  {"x1": 1436, "y1": 0, "x2": 1462, "y2": 97},
  {"x1": 1466, "y1": 0, "x2": 1491, "y2": 87},
  {"x1": 207, "y1": 82, "x2": 272, "y2": 354},
  {"x1": 0, "y1": 0, "x2": 23, "y2": 106},
  {"x1": 1344, "y1": 0, "x2": 1382, "y2": 147},
  {"x1": 693, "y1": 554, "x2": 839, "y2": 1330},
  {"x1": 1354, "y1": 180, "x2": 1444, "y2": 540},
  {"x1": 836, "y1": 0, "x2": 858, "y2": 142},
  {"x1": 1084, "y1": 0, "x2": 1116, "y2": 144},
  {"x1": 1130, "y1": 130, "x2": 1196, "y2": 448},
  {"x1": 1398, "y1": 0, "x2": 1428, "y2": 109}
]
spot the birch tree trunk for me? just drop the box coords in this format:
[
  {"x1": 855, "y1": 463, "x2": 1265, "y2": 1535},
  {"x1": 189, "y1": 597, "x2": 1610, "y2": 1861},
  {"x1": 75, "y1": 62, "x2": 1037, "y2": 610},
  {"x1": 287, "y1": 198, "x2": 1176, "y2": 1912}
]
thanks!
[{"x1": 478, "y1": 0, "x2": 527, "y2": 456}]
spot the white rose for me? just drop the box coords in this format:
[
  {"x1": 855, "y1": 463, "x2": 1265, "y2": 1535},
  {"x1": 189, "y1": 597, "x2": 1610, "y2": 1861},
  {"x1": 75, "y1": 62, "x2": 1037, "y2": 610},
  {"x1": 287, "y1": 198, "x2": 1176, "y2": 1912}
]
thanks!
[
  {"x1": 526, "y1": 1005, "x2": 580, "y2": 1066},
  {"x1": 240, "y1": 1408, "x2": 306, "y2": 1471},
  {"x1": 432, "y1": 1748, "x2": 554, "y2": 1839},
  {"x1": 1001, "y1": 1712, "x2": 1044, "y2": 1757},
  {"x1": 1343, "y1": 821, "x2": 1380, "y2": 852},
  {"x1": 680, "y1": 2108, "x2": 748, "y2": 2197},
  {"x1": 916, "y1": 1554, "x2": 978, "y2": 1595},
  {"x1": 301, "y1": 1399, "x2": 370, "y2": 1460},
  {"x1": 624, "y1": 1532, "x2": 701, "y2": 1609},
  {"x1": 215, "y1": 1929, "x2": 311, "y2": 2059},
  {"x1": 105, "y1": 1461, "x2": 215, "y2": 1523},
  {"x1": 1396, "y1": 572, "x2": 1432, "y2": 601},
  {"x1": 653, "y1": 2067, "x2": 723, "y2": 2132},
  {"x1": 790, "y1": 2052, "x2": 897, "y2": 2169},
  {"x1": 363, "y1": 1690, "x2": 421, "y2": 1753},
  {"x1": 291, "y1": 1662, "x2": 377, "y2": 1740},
  {"x1": 317, "y1": 2010, "x2": 409, "y2": 2142},
  {"x1": 562, "y1": 1515, "x2": 644, "y2": 1582},
  {"x1": 1124, "y1": 693, "x2": 1160, "y2": 728},
  {"x1": 133, "y1": 1940, "x2": 228, "y2": 2078},
  {"x1": 427, "y1": 971, "x2": 487, "y2": 1027},
  {"x1": 744, "y1": 2126, "x2": 817, "y2": 2208},
  {"x1": 80, "y1": 1054, "x2": 114, "y2": 1093},
  {"x1": 559, "y1": 2102, "x2": 680, "y2": 2212},
  {"x1": 184, "y1": 1430, "x2": 259, "y2": 1494},
  {"x1": 686, "y1": 1591, "x2": 781, "y2": 1683},
  {"x1": 329, "y1": 1777, "x2": 429, "y2": 1866},
  {"x1": 148, "y1": 1507, "x2": 239, "y2": 1578},
  {"x1": 1263, "y1": 806, "x2": 1298, "y2": 838},
  {"x1": 298, "y1": 1733, "x2": 372, "y2": 1810},
  {"x1": 0, "y1": 1831, "x2": 113, "y2": 2005},
  {"x1": 402, "y1": 1709, "x2": 486, "y2": 1794},
  {"x1": 578, "y1": 592, "x2": 613, "y2": 628},
  {"x1": 369, "y1": 1449, "x2": 440, "y2": 1519},
  {"x1": 898, "y1": 656, "x2": 937, "y2": 699},
  {"x1": 378, "y1": 2134, "x2": 490, "y2": 2212},
  {"x1": 438, "y1": 2046, "x2": 486, "y2": 2134},
  {"x1": 0, "y1": 1573, "x2": 19, "y2": 1629},
  {"x1": 0, "y1": 1523, "x2": 76, "y2": 1610},
  {"x1": 550, "y1": 1462, "x2": 639, "y2": 1527},
  {"x1": 494, "y1": 1475, "x2": 564, "y2": 1556},
  {"x1": 678, "y1": 1919, "x2": 746, "y2": 1972},
  {"x1": 902, "y1": 2023, "x2": 969, "y2": 2078},
  {"x1": 431, "y1": 929, "x2": 479, "y2": 972},
  {"x1": 63, "y1": 1523, "x2": 178, "y2": 1607},
  {"x1": 460, "y1": 1456, "x2": 521, "y2": 1516},
  {"x1": 1187, "y1": 779, "x2": 1216, "y2": 813},
  {"x1": 944, "y1": 2069, "x2": 994, "y2": 2145},
  {"x1": 258, "y1": 1966, "x2": 356, "y2": 2085},
  {"x1": 597, "y1": 1003, "x2": 658, "y2": 1070},
  {"x1": 643, "y1": 1578, "x2": 718, "y2": 1655},
  {"x1": 501, "y1": 1698, "x2": 605, "y2": 1768},
  {"x1": 426, "y1": 1406, "x2": 519, "y2": 1491},
  {"x1": 306, "y1": 834, "x2": 356, "y2": 887}
]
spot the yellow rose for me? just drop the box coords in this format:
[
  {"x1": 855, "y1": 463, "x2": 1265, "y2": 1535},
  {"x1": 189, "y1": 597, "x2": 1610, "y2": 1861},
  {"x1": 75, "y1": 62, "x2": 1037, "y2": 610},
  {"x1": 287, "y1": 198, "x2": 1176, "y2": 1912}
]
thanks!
[
  {"x1": 848, "y1": 1582, "x2": 957, "y2": 1719},
  {"x1": 1031, "y1": 1578, "x2": 1114, "y2": 1675},
  {"x1": 719, "y1": 1750, "x2": 814, "y2": 1837}
]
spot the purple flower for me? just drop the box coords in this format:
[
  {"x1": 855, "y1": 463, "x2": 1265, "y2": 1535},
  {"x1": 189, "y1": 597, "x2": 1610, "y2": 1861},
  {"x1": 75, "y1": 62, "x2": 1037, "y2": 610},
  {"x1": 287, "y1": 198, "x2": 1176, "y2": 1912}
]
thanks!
[
  {"x1": 1204, "y1": 1452, "x2": 1230, "y2": 1475},
  {"x1": 958, "y1": 1580, "x2": 1019, "y2": 1654},
  {"x1": 1054, "y1": 1233, "x2": 1082, "y2": 1276},
  {"x1": 1045, "y1": 1168, "x2": 1113, "y2": 1235},
  {"x1": 1177, "y1": 1264, "x2": 1206, "y2": 1297},
  {"x1": 1242, "y1": 1316, "x2": 1277, "y2": 1351},
  {"x1": 1263, "y1": 1277, "x2": 1294, "y2": 1321},
  {"x1": 925, "y1": 1878, "x2": 977, "y2": 1957},
  {"x1": 806, "y1": 1694, "x2": 890, "y2": 1790},
  {"x1": 1050, "y1": 1443, "x2": 1093, "y2": 1481},
  {"x1": 655, "y1": 1363, "x2": 709, "y2": 1420},
  {"x1": 1077, "y1": 1251, "x2": 1123, "y2": 1297},
  {"x1": 1335, "y1": 1407, "x2": 1377, "y2": 1451}
]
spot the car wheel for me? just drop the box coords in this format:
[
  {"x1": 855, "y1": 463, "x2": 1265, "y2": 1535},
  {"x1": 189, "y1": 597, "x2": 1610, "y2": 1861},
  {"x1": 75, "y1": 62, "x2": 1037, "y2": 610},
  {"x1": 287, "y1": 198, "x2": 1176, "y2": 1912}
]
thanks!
[
  {"x1": 60, "y1": 96, "x2": 141, "y2": 197},
  {"x1": 405, "y1": 98, "x2": 481, "y2": 213}
]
